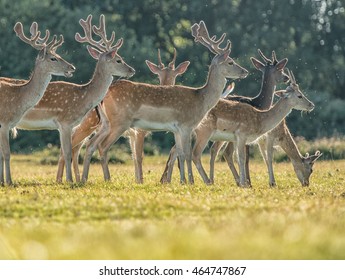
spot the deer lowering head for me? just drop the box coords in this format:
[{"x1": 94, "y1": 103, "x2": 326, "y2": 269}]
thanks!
[
  {"x1": 75, "y1": 14, "x2": 135, "y2": 79},
  {"x1": 293, "y1": 151, "x2": 322, "y2": 186},
  {"x1": 14, "y1": 21, "x2": 75, "y2": 78}
]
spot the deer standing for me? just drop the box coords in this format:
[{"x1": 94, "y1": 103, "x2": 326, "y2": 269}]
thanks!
[
  {"x1": 191, "y1": 69, "x2": 314, "y2": 187},
  {"x1": 11, "y1": 14, "x2": 135, "y2": 183},
  {"x1": 0, "y1": 21, "x2": 75, "y2": 185},
  {"x1": 77, "y1": 20, "x2": 248, "y2": 184},
  {"x1": 55, "y1": 48, "x2": 190, "y2": 183},
  {"x1": 161, "y1": 50, "x2": 289, "y2": 184}
]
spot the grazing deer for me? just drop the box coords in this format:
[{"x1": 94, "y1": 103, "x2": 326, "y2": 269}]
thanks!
[
  {"x1": 161, "y1": 50, "x2": 289, "y2": 184},
  {"x1": 55, "y1": 48, "x2": 190, "y2": 183},
  {"x1": 79, "y1": 20, "x2": 248, "y2": 184},
  {"x1": 257, "y1": 121, "x2": 322, "y2": 186},
  {"x1": 12, "y1": 14, "x2": 135, "y2": 183},
  {"x1": 191, "y1": 69, "x2": 315, "y2": 187},
  {"x1": 0, "y1": 21, "x2": 75, "y2": 185}
]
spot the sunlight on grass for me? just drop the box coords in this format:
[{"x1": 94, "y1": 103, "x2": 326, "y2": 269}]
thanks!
[{"x1": 0, "y1": 155, "x2": 345, "y2": 259}]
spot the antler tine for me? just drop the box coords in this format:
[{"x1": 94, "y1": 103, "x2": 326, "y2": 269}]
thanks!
[
  {"x1": 75, "y1": 15, "x2": 107, "y2": 52},
  {"x1": 50, "y1": 34, "x2": 64, "y2": 52},
  {"x1": 157, "y1": 49, "x2": 164, "y2": 68},
  {"x1": 168, "y1": 48, "x2": 177, "y2": 69},
  {"x1": 257, "y1": 49, "x2": 272, "y2": 64},
  {"x1": 14, "y1": 22, "x2": 48, "y2": 50},
  {"x1": 92, "y1": 14, "x2": 116, "y2": 51},
  {"x1": 272, "y1": 50, "x2": 278, "y2": 64}
]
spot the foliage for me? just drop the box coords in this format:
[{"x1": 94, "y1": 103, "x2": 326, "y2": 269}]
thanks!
[
  {"x1": 0, "y1": 0, "x2": 344, "y2": 152},
  {"x1": 0, "y1": 154, "x2": 345, "y2": 259}
]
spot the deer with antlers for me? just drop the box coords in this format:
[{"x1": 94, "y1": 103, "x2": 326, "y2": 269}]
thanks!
[
  {"x1": 75, "y1": 20, "x2": 248, "y2": 184},
  {"x1": 160, "y1": 49, "x2": 289, "y2": 184},
  {"x1": 0, "y1": 21, "x2": 75, "y2": 185},
  {"x1": 190, "y1": 69, "x2": 314, "y2": 187},
  {"x1": 5, "y1": 15, "x2": 135, "y2": 183},
  {"x1": 55, "y1": 48, "x2": 190, "y2": 183}
]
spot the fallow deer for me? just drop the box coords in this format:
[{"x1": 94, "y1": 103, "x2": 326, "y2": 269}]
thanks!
[
  {"x1": 55, "y1": 48, "x2": 190, "y2": 183},
  {"x1": 161, "y1": 50, "x2": 289, "y2": 184},
  {"x1": 0, "y1": 21, "x2": 75, "y2": 185},
  {"x1": 79, "y1": 21, "x2": 248, "y2": 184},
  {"x1": 13, "y1": 14, "x2": 135, "y2": 183}
]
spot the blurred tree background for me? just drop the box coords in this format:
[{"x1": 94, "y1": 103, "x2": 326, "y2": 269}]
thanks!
[{"x1": 0, "y1": 0, "x2": 344, "y2": 153}]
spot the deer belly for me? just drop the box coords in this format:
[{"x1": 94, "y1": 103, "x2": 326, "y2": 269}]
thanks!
[
  {"x1": 16, "y1": 118, "x2": 57, "y2": 130},
  {"x1": 133, "y1": 105, "x2": 178, "y2": 132},
  {"x1": 210, "y1": 130, "x2": 236, "y2": 142}
]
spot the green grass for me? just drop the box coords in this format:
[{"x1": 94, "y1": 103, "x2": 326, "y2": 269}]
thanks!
[{"x1": 0, "y1": 154, "x2": 345, "y2": 260}]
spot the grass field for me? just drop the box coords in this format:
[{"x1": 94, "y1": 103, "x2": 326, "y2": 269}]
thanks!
[{"x1": 0, "y1": 154, "x2": 345, "y2": 260}]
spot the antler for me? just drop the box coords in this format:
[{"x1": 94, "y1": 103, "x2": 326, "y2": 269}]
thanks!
[
  {"x1": 286, "y1": 68, "x2": 297, "y2": 85},
  {"x1": 257, "y1": 49, "x2": 272, "y2": 64},
  {"x1": 168, "y1": 48, "x2": 177, "y2": 69},
  {"x1": 157, "y1": 49, "x2": 164, "y2": 69},
  {"x1": 191, "y1": 20, "x2": 231, "y2": 55},
  {"x1": 14, "y1": 22, "x2": 51, "y2": 50},
  {"x1": 75, "y1": 14, "x2": 123, "y2": 52}
]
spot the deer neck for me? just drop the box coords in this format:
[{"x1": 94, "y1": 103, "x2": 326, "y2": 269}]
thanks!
[
  {"x1": 81, "y1": 62, "x2": 114, "y2": 110},
  {"x1": 199, "y1": 64, "x2": 227, "y2": 113},
  {"x1": 20, "y1": 64, "x2": 52, "y2": 111},
  {"x1": 278, "y1": 120, "x2": 303, "y2": 163},
  {"x1": 259, "y1": 98, "x2": 293, "y2": 135},
  {"x1": 251, "y1": 70, "x2": 277, "y2": 109}
]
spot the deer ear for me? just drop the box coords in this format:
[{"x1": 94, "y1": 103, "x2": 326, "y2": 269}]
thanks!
[
  {"x1": 145, "y1": 60, "x2": 160, "y2": 74},
  {"x1": 218, "y1": 50, "x2": 231, "y2": 63},
  {"x1": 276, "y1": 58, "x2": 288, "y2": 71},
  {"x1": 251, "y1": 57, "x2": 265, "y2": 70},
  {"x1": 175, "y1": 61, "x2": 190, "y2": 75},
  {"x1": 87, "y1": 45, "x2": 102, "y2": 60}
]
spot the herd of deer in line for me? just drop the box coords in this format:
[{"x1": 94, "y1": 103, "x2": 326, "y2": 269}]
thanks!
[{"x1": 0, "y1": 14, "x2": 323, "y2": 188}]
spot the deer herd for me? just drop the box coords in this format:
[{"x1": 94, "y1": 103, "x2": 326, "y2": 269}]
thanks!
[{"x1": 0, "y1": 15, "x2": 322, "y2": 187}]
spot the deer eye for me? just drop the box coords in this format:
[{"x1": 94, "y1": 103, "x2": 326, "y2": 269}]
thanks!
[
  {"x1": 50, "y1": 57, "x2": 58, "y2": 62},
  {"x1": 116, "y1": 59, "x2": 122, "y2": 63},
  {"x1": 228, "y1": 61, "x2": 234, "y2": 65},
  {"x1": 298, "y1": 95, "x2": 303, "y2": 99}
]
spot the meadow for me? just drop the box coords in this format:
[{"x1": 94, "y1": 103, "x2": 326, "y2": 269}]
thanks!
[{"x1": 0, "y1": 153, "x2": 345, "y2": 260}]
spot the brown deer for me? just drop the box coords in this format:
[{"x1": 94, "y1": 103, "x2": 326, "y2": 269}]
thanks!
[
  {"x1": 8, "y1": 15, "x2": 135, "y2": 183},
  {"x1": 161, "y1": 49, "x2": 289, "y2": 184},
  {"x1": 55, "y1": 48, "x2": 190, "y2": 183},
  {"x1": 0, "y1": 21, "x2": 75, "y2": 185},
  {"x1": 191, "y1": 69, "x2": 314, "y2": 187},
  {"x1": 78, "y1": 20, "x2": 248, "y2": 184},
  {"x1": 257, "y1": 121, "x2": 322, "y2": 186}
]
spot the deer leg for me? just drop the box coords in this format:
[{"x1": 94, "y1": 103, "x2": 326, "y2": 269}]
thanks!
[
  {"x1": 0, "y1": 127, "x2": 12, "y2": 185},
  {"x1": 160, "y1": 145, "x2": 178, "y2": 184},
  {"x1": 59, "y1": 125, "x2": 73, "y2": 182},
  {"x1": 56, "y1": 149, "x2": 65, "y2": 183},
  {"x1": 192, "y1": 129, "x2": 213, "y2": 184},
  {"x1": 223, "y1": 142, "x2": 240, "y2": 186},
  {"x1": 173, "y1": 132, "x2": 187, "y2": 184},
  {"x1": 209, "y1": 141, "x2": 225, "y2": 184},
  {"x1": 72, "y1": 142, "x2": 83, "y2": 182},
  {"x1": 181, "y1": 131, "x2": 194, "y2": 184},
  {"x1": 236, "y1": 139, "x2": 250, "y2": 187},
  {"x1": 129, "y1": 129, "x2": 147, "y2": 184},
  {"x1": 0, "y1": 147, "x2": 4, "y2": 185},
  {"x1": 245, "y1": 145, "x2": 251, "y2": 185}
]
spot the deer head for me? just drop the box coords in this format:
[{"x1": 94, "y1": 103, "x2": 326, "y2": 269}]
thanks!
[
  {"x1": 75, "y1": 14, "x2": 135, "y2": 78},
  {"x1": 294, "y1": 151, "x2": 322, "y2": 186},
  {"x1": 145, "y1": 48, "x2": 190, "y2": 85},
  {"x1": 275, "y1": 69, "x2": 315, "y2": 112},
  {"x1": 251, "y1": 49, "x2": 289, "y2": 83},
  {"x1": 14, "y1": 21, "x2": 75, "y2": 78}
]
